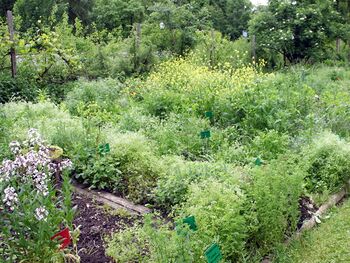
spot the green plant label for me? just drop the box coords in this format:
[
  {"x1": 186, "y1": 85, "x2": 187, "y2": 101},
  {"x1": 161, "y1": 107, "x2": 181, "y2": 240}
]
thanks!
[
  {"x1": 183, "y1": 215, "x2": 197, "y2": 231},
  {"x1": 205, "y1": 111, "x2": 213, "y2": 118},
  {"x1": 200, "y1": 130, "x2": 211, "y2": 139},
  {"x1": 98, "y1": 143, "x2": 110, "y2": 154},
  {"x1": 205, "y1": 243, "x2": 222, "y2": 263},
  {"x1": 255, "y1": 157, "x2": 262, "y2": 166}
]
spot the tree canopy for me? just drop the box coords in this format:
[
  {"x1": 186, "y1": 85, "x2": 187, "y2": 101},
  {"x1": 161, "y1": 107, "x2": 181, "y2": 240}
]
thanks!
[{"x1": 249, "y1": 0, "x2": 347, "y2": 62}]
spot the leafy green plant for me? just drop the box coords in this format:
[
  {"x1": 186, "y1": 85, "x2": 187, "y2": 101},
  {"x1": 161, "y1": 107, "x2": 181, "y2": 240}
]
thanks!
[
  {"x1": 179, "y1": 178, "x2": 247, "y2": 262},
  {"x1": 144, "y1": 113, "x2": 209, "y2": 158},
  {"x1": 64, "y1": 78, "x2": 123, "y2": 116},
  {"x1": 0, "y1": 129, "x2": 76, "y2": 262},
  {"x1": 303, "y1": 131, "x2": 350, "y2": 196},
  {"x1": 154, "y1": 157, "x2": 241, "y2": 211},
  {"x1": 249, "y1": 130, "x2": 290, "y2": 160},
  {"x1": 75, "y1": 154, "x2": 122, "y2": 191},
  {"x1": 245, "y1": 156, "x2": 304, "y2": 256},
  {"x1": 106, "y1": 215, "x2": 195, "y2": 263}
]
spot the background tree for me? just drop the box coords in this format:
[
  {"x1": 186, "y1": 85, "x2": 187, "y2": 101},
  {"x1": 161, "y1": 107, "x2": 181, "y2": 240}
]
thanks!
[
  {"x1": 67, "y1": 0, "x2": 94, "y2": 25},
  {"x1": 249, "y1": 0, "x2": 346, "y2": 63},
  {"x1": 188, "y1": 0, "x2": 252, "y2": 40},
  {"x1": 0, "y1": 0, "x2": 16, "y2": 17},
  {"x1": 92, "y1": 0, "x2": 146, "y2": 36},
  {"x1": 14, "y1": 0, "x2": 67, "y2": 30}
]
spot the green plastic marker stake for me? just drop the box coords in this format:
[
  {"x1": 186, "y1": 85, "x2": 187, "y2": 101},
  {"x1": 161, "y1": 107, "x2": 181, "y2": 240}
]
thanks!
[
  {"x1": 205, "y1": 111, "x2": 213, "y2": 118},
  {"x1": 104, "y1": 143, "x2": 110, "y2": 153},
  {"x1": 98, "y1": 143, "x2": 110, "y2": 155},
  {"x1": 205, "y1": 243, "x2": 222, "y2": 263},
  {"x1": 176, "y1": 215, "x2": 198, "y2": 235},
  {"x1": 200, "y1": 130, "x2": 211, "y2": 139},
  {"x1": 255, "y1": 157, "x2": 262, "y2": 166},
  {"x1": 183, "y1": 215, "x2": 197, "y2": 231}
]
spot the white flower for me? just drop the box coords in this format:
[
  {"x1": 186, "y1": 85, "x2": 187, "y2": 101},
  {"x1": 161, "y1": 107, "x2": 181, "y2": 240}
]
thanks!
[
  {"x1": 35, "y1": 206, "x2": 48, "y2": 221},
  {"x1": 59, "y1": 159, "x2": 73, "y2": 171},
  {"x1": 3, "y1": 186, "x2": 18, "y2": 211},
  {"x1": 33, "y1": 171, "x2": 49, "y2": 196},
  {"x1": 159, "y1": 22, "x2": 165, "y2": 29},
  {"x1": 9, "y1": 141, "x2": 21, "y2": 155}
]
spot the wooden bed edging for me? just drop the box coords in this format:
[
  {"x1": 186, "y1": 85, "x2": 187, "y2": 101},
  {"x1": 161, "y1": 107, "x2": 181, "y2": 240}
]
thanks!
[
  {"x1": 262, "y1": 179, "x2": 350, "y2": 263},
  {"x1": 73, "y1": 184, "x2": 151, "y2": 215}
]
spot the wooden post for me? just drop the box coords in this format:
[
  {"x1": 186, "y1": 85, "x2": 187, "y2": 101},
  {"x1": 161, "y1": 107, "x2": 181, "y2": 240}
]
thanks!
[
  {"x1": 336, "y1": 38, "x2": 340, "y2": 53},
  {"x1": 133, "y1": 23, "x2": 141, "y2": 72},
  {"x1": 209, "y1": 30, "x2": 215, "y2": 68},
  {"x1": 136, "y1": 23, "x2": 141, "y2": 49},
  {"x1": 252, "y1": 34, "x2": 256, "y2": 64},
  {"x1": 6, "y1": 10, "x2": 16, "y2": 78}
]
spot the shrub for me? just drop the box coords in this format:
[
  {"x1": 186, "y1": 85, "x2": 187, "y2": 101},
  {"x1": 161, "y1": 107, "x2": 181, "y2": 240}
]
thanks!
[
  {"x1": 245, "y1": 156, "x2": 304, "y2": 256},
  {"x1": 137, "y1": 58, "x2": 264, "y2": 121},
  {"x1": 179, "y1": 178, "x2": 247, "y2": 262},
  {"x1": 0, "y1": 72, "x2": 39, "y2": 103},
  {"x1": 154, "y1": 157, "x2": 242, "y2": 211},
  {"x1": 76, "y1": 130, "x2": 163, "y2": 204},
  {"x1": 105, "y1": 223, "x2": 150, "y2": 263},
  {"x1": 225, "y1": 74, "x2": 316, "y2": 137},
  {"x1": 249, "y1": 130, "x2": 290, "y2": 161},
  {"x1": 115, "y1": 106, "x2": 159, "y2": 132},
  {"x1": 144, "y1": 113, "x2": 209, "y2": 157},
  {"x1": 64, "y1": 78, "x2": 123, "y2": 116},
  {"x1": 190, "y1": 31, "x2": 251, "y2": 69},
  {"x1": 106, "y1": 215, "x2": 194, "y2": 263},
  {"x1": 303, "y1": 131, "x2": 350, "y2": 196},
  {"x1": 0, "y1": 129, "x2": 75, "y2": 262},
  {"x1": 0, "y1": 101, "x2": 88, "y2": 156}
]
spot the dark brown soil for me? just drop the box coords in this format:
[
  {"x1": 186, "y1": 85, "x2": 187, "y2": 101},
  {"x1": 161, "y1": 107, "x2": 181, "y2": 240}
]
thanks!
[
  {"x1": 72, "y1": 192, "x2": 140, "y2": 263},
  {"x1": 297, "y1": 195, "x2": 318, "y2": 229}
]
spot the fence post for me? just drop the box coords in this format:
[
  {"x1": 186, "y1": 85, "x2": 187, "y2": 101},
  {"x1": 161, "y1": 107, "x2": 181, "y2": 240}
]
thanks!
[
  {"x1": 6, "y1": 10, "x2": 16, "y2": 78},
  {"x1": 336, "y1": 38, "x2": 340, "y2": 53},
  {"x1": 252, "y1": 34, "x2": 256, "y2": 64}
]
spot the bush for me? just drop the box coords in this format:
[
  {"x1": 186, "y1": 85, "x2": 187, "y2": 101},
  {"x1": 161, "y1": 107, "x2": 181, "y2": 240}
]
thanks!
[
  {"x1": 106, "y1": 215, "x2": 194, "y2": 263},
  {"x1": 190, "y1": 31, "x2": 251, "y2": 69},
  {"x1": 115, "y1": 106, "x2": 159, "y2": 132},
  {"x1": 144, "y1": 113, "x2": 209, "y2": 157},
  {"x1": 0, "y1": 101, "x2": 88, "y2": 156},
  {"x1": 154, "y1": 157, "x2": 242, "y2": 211},
  {"x1": 179, "y1": 178, "x2": 247, "y2": 261},
  {"x1": 105, "y1": 223, "x2": 150, "y2": 263},
  {"x1": 303, "y1": 131, "x2": 350, "y2": 196},
  {"x1": 245, "y1": 156, "x2": 304, "y2": 256},
  {"x1": 64, "y1": 78, "x2": 123, "y2": 116},
  {"x1": 249, "y1": 130, "x2": 290, "y2": 161},
  {"x1": 136, "y1": 58, "x2": 264, "y2": 121},
  {"x1": 0, "y1": 129, "x2": 75, "y2": 262},
  {"x1": 0, "y1": 72, "x2": 39, "y2": 103},
  {"x1": 76, "y1": 130, "x2": 163, "y2": 204},
  {"x1": 225, "y1": 74, "x2": 316, "y2": 137}
]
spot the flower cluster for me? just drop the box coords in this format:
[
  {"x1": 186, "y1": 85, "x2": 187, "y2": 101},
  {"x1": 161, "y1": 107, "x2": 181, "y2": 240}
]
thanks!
[
  {"x1": 9, "y1": 141, "x2": 21, "y2": 155},
  {"x1": 3, "y1": 186, "x2": 18, "y2": 211},
  {"x1": 0, "y1": 129, "x2": 73, "y2": 220},
  {"x1": 35, "y1": 206, "x2": 49, "y2": 221}
]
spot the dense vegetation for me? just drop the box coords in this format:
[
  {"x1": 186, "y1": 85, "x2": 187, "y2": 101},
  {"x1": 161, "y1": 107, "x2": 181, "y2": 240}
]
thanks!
[{"x1": 1, "y1": 0, "x2": 350, "y2": 262}]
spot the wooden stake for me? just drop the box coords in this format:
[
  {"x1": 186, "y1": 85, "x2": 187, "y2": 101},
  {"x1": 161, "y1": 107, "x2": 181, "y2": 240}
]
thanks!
[
  {"x1": 136, "y1": 23, "x2": 141, "y2": 48},
  {"x1": 336, "y1": 38, "x2": 340, "y2": 53},
  {"x1": 6, "y1": 10, "x2": 16, "y2": 78},
  {"x1": 252, "y1": 34, "x2": 256, "y2": 64}
]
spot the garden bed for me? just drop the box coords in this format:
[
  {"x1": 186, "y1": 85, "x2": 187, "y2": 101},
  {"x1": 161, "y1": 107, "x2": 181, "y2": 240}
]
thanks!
[{"x1": 72, "y1": 192, "x2": 141, "y2": 263}]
